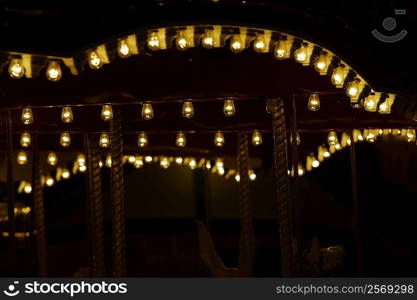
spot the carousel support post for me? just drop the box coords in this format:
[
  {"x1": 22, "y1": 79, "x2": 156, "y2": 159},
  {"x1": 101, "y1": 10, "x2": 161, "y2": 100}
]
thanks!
[
  {"x1": 5, "y1": 110, "x2": 17, "y2": 275},
  {"x1": 237, "y1": 132, "x2": 255, "y2": 276},
  {"x1": 349, "y1": 129, "x2": 363, "y2": 276},
  {"x1": 84, "y1": 134, "x2": 105, "y2": 277},
  {"x1": 109, "y1": 108, "x2": 126, "y2": 277},
  {"x1": 267, "y1": 98, "x2": 294, "y2": 277},
  {"x1": 31, "y1": 130, "x2": 48, "y2": 276}
]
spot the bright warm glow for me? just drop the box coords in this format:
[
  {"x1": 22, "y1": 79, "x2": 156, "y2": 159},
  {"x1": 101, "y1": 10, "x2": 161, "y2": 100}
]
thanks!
[
  {"x1": 230, "y1": 35, "x2": 244, "y2": 53},
  {"x1": 105, "y1": 155, "x2": 112, "y2": 167},
  {"x1": 138, "y1": 132, "x2": 148, "y2": 147},
  {"x1": 175, "y1": 157, "x2": 183, "y2": 164},
  {"x1": 346, "y1": 79, "x2": 360, "y2": 98},
  {"x1": 118, "y1": 39, "x2": 131, "y2": 58},
  {"x1": 9, "y1": 58, "x2": 25, "y2": 78},
  {"x1": 202, "y1": 31, "x2": 214, "y2": 49},
  {"x1": 88, "y1": 50, "x2": 103, "y2": 69},
  {"x1": 223, "y1": 99, "x2": 236, "y2": 116},
  {"x1": 214, "y1": 131, "x2": 225, "y2": 147},
  {"x1": 297, "y1": 163, "x2": 305, "y2": 176},
  {"x1": 77, "y1": 154, "x2": 86, "y2": 165},
  {"x1": 314, "y1": 53, "x2": 328, "y2": 74},
  {"x1": 176, "y1": 31, "x2": 189, "y2": 51},
  {"x1": 323, "y1": 150, "x2": 330, "y2": 158},
  {"x1": 46, "y1": 61, "x2": 62, "y2": 81},
  {"x1": 235, "y1": 174, "x2": 241, "y2": 182},
  {"x1": 182, "y1": 100, "x2": 195, "y2": 118},
  {"x1": 61, "y1": 106, "x2": 73, "y2": 123},
  {"x1": 47, "y1": 152, "x2": 58, "y2": 166},
  {"x1": 215, "y1": 159, "x2": 224, "y2": 169},
  {"x1": 406, "y1": 129, "x2": 416, "y2": 142},
  {"x1": 253, "y1": 34, "x2": 266, "y2": 52},
  {"x1": 176, "y1": 132, "x2": 186, "y2": 147},
  {"x1": 145, "y1": 156, "x2": 153, "y2": 163},
  {"x1": 252, "y1": 131, "x2": 262, "y2": 146},
  {"x1": 134, "y1": 157, "x2": 144, "y2": 168},
  {"x1": 79, "y1": 165, "x2": 87, "y2": 172},
  {"x1": 335, "y1": 143, "x2": 341, "y2": 150},
  {"x1": 24, "y1": 183, "x2": 32, "y2": 194},
  {"x1": 189, "y1": 158, "x2": 197, "y2": 169},
  {"x1": 249, "y1": 170, "x2": 256, "y2": 181},
  {"x1": 364, "y1": 93, "x2": 377, "y2": 112},
  {"x1": 160, "y1": 157, "x2": 170, "y2": 169},
  {"x1": 205, "y1": 161, "x2": 212, "y2": 169},
  {"x1": 20, "y1": 132, "x2": 31, "y2": 147},
  {"x1": 101, "y1": 104, "x2": 113, "y2": 121},
  {"x1": 218, "y1": 167, "x2": 225, "y2": 175},
  {"x1": 308, "y1": 93, "x2": 320, "y2": 111},
  {"x1": 60, "y1": 132, "x2": 71, "y2": 147},
  {"x1": 327, "y1": 131, "x2": 338, "y2": 146},
  {"x1": 46, "y1": 176, "x2": 54, "y2": 187},
  {"x1": 142, "y1": 103, "x2": 154, "y2": 120},
  {"x1": 17, "y1": 151, "x2": 28, "y2": 165},
  {"x1": 274, "y1": 39, "x2": 289, "y2": 60},
  {"x1": 294, "y1": 44, "x2": 307, "y2": 63},
  {"x1": 331, "y1": 65, "x2": 346, "y2": 88},
  {"x1": 62, "y1": 169, "x2": 70, "y2": 179},
  {"x1": 148, "y1": 32, "x2": 160, "y2": 50},
  {"x1": 99, "y1": 133, "x2": 110, "y2": 148},
  {"x1": 21, "y1": 107, "x2": 33, "y2": 125},
  {"x1": 312, "y1": 159, "x2": 320, "y2": 168},
  {"x1": 128, "y1": 156, "x2": 136, "y2": 163}
]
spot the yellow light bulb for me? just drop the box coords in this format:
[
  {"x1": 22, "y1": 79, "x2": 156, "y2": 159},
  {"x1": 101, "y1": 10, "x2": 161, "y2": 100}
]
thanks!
[
  {"x1": 79, "y1": 164, "x2": 87, "y2": 172},
  {"x1": 346, "y1": 79, "x2": 360, "y2": 98},
  {"x1": 118, "y1": 39, "x2": 131, "y2": 58},
  {"x1": 327, "y1": 131, "x2": 338, "y2": 146},
  {"x1": 308, "y1": 92, "x2": 320, "y2": 111},
  {"x1": 252, "y1": 130, "x2": 262, "y2": 146},
  {"x1": 230, "y1": 35, "x2": 244, "y2": 53},
  {"x1": 47, "y1": 152, "x2": 58, "y2": 166},
  {"x1": 223, "y1": 99, "x2": 236, "y2": 116},
  {"x1": 175, "y1": 157, "x2": 183, "y2": 164},
  {"x1": 189, "y1": 158, "x2": 197, "y2": 169},
  {"x1": 105, "y1": 155, "x2": 112, "y2": 167},
  {"x1": 134, "y1": 157, "x2": 144, "y2": 168},
  {"x1": 77, "y1": 154, "x2": 86, "y2": 166},
  {"x1": 214, "y1": 131, "x2": 225, "y2": 147},
  {"x1": 218, "y1": 167, "x2": 225, "y2": 175},
  {"x1": 202, "y1": 30, "x2": 214, "y2": 49},
  {"x1": 160, "y1": 157, "x2": 170, "y2": 169},
  {"x1": 148, "y1": 32, "x2": 160, "y2": 50},
  {"x1": 60, "y1": 132, "x2": 71, "y2": 147},
  {"x1": 142, "y1": 103, "x2": 154, "y2": 120},
  {"x1": 45, "y1": 176, "x2": 54, "y2": 187},
  {"x1": 17, "y1": 151, "x2": 28, "y2": 165},
  {"x1": 312, "y1": 157, "x2": 320, "y2": 168},
  {"x1": 62, "y1": 168, "x2": 70, "y2": 179},
  {"x1": 99, "y1": 133, "x2": 110, "y2": 148},
  {"x1": 176, "y1": 132, "x2": 186, "y2": 147},
  {"x1": 406, "y1": 129, "x2": 416, "y2": 142},
  {"x1": 331, "y1": 65, "x2": 346, "y2": 88},
  {"x1": 9, "y1": 58, "x2": 25, "y2": 79},
  {"x1": 297, "y1": 163, "x2": 305, "y2": 176},
  {"x1": 234, "y1": 173, "x2": 241, "y2": 182},
  {"x1": 24, "y1": 183, "x2": 32, "y2": 194},
  {"x1": 253, "y1": 34, "x2": 267, "y2": 53},
  {"x1": 215, "y1": 159, "x2": 224, "y2": 169},
  {"x1": 366, "y1": 130, "x2": 377, "y2": 143},
  {"x1": 127, "y1": 156, "x2": 136, "y2": 164},
  {"x1": 364, "y1": 93, "x2": 378, "y2": 112},
  {"x1": 145, "y1": 156, "x2": 152, "y2": 163},
  {"x1": 61, "y1": 106, "x2": 73, "y2": 123},
  {"x1": 101, "y1": 104, "x2": 113, "y2": 121},
  {"x1": 176, "y1": 31, "x2": 189, "y2": 51},
  {"x1": 274, "y1": 39, "x2": 290, "y2": 60},
  {"x1": 21, "y1": 107, "x2": 33, "y2": 125},
  {"x1": 294, "y1": 44, "x2": 307, "y2": 63},
  {"x1": 20, "y1": 132, "x2": 31, "y2": 148},
  {"x1": 248, "y1": 170, "x2": 256, "y2": 181},
  {"x1": 314, "y1": 53, "x2": 328, "y2": 74},
  {"x1": 182, "y1": 100, "x2": 195, "y2": 118},
  {"x1": 88, "y1": 50, "x2": 103, "y2": 69},
  {"x1": 205, "y1": 160, "x2": 212, "y2": 169},
  {"x1": 46, "y1": 61, "x2": 62, "y2": 82},
  {"x1": 137, "y1": 132, "x2": 148, "y2": 147}
]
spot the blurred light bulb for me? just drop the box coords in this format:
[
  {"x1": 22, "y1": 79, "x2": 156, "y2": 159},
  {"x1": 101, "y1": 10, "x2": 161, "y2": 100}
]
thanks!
[
  {"x1": 252, "y1": 131, "x2": 262, "y2": 146},
  {"x1": 297, "y1": 163, "x2": 305, "y2": 176},
  {"x1": 175, "y1": 157, "x2": 183, "y2": 164},
  {"x1": 101, "y1": 104, "x2": 113, "y2": 121},
  {"x1": 46, "y1": 61, "x2": 62, "y2": 81},
  {"x1": 134, "y1": 157, "x2": 144, "y2": 168},
  {"x1": 346, "y1": 79, "x2": 360, "y2": 98},
  {"x1": 145, "y1": 156, "x2": 153, "y2": 163},
  {"x1": 61, "y1": 106, "x2": 73, "y2": 123},
  {"x1": 24, "y1": 182, "x2": 32, "y2": 194},
  {"x1": 21, "y1": 107, "x2": 33, "y2": 125},
  {"x1": 62, "y1": 168, "x2": 70, "y2": 179},
  {"x1": 294, "y1": 44, "x2": 307, "y2": 63},
  {"x1": 79, "y1": 165, "x2": 87, "y2": 172},
  {"x1": 248, "y1": 170, "x2": 256, "y2": 181},
  {"x1": 20, "y1": 132, "x2": 31, "y2": 147},
  {"x1": 141, "y1": 103, "x2": 154, "y2": 120},
  {"x1": 331, "y1": 65, "x2": 346, "y2": 88},
  {"x1": 205, "y1": 160, "x2": 212, "y2": 169},
  {"x1": 182, "y1": 100, "x2": 195, "y2": 118},
  {"x1": 290, "y1": 132, "x2": 301, "y2": 146},
  {"x1": 88, "y1": 50, "x2": 103, "y2": 69},
  {"x1": 364, "y1": 93, "x2": 378, "y2": 112},
  {"x1": 202, "y1": 30, "x2": 214, "y2": 49},
  {"x1": 45, "y1": 176, "x2": 54, "y2": 187},
  {"x1": 215, "y1": 159, "x2": 224, "y2": 169},
  {"x1": 235, "y1": 174, "x2": 241, "y2": 182},
  {"x1": 138, "y1": 132, "x2": 148, "y2": 147},
  {"x1": 217, "y1": 167, "x2": 225, "y2": 175},
  {"x1": 105, "y1": 155, "x2": 112, "y2": 167},
  {"x1": 327, "y1": 131, "x2": 338, "y2": 146},
  {"x1": 253, "y1": 34, "x2": 267, "y2": 52},
  {"x1": 118, "y1": 39, "x2": 131, "y2": 58},
  {"x1": 312, "y1": 157, "x2": 320, "y2": 168},
  {"x1": 189, "y1": 158, "x2": 197, "y2": 169},
  {"x1": 176, "y1": 31, "x2": 189, "y2": 51},
  {"x1": 176, "y1": 132, "x2": 186, "y2": 147},
  {"x1": 274, "y1": 39, "x2": 289, "y2": 60},
  {"x1": 47, "y1": 152, "x2": 58, "y2": 166},
  {"x1": 223, "y1": 99, "x2": 236, "y2": 116},
  {"x1": 77, "y1": 154, "x2": 86, "y2": 166},
  {"x1": 17, "y1": 151, "x2": 28, "y2": 165},
  {"x1": 99, "y1": 133, "x2": 110, "y2": 148},
  {"x1": 9, "y1": 58, "x2": 25, "y2": 78},
  {"x1": 148, "y1": 32, "x2": 160, "y2": 50},
  {"x1": 406, "y1": 129, "x2": 416, "y2": 142},
  {"x1": 60, "y1": 132, "x2": 71, "y2": 147},
  {"x1": 314, "y1": 53, "x2": 328, "y2": 74},
  {"x1": 214, "y1": 131, "x2": 225, "y2": 147},
  {"x1": 308, "y1": 92, "x2": 320, "y2": 111},
  {"x1": 366, "y1": 131, "x2": 377, "y2": 143},
  {"x1": 128, "y1": 156, "x2": 136, "y2": 164},
  {"x1": 160, "y1": 157, "x2": 170, "y2": 169},
  {"x1": 230, "y1": 35, "x2": 244, "y2": 53}
]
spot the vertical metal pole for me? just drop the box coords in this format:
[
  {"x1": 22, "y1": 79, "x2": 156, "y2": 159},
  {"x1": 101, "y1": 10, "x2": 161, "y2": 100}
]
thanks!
[
  {"x1": 5, "y1": 110, "x2": 17, "y2": 275},
  {"x1": 267, "y1": 98, "x2": 293, "y2": 277},
  {"x1": 350, "y1": 129, "x2": 363, "y2": 276},
  {"x1": 237, "y1": 132, "x2": 255, "y2": 276},
  {"x1": 85, "y1": 134, "x2": 106, "y2": 277},
  {"x1": 109, "y1": 109, "x2": 126, "y2": 277},
  {"x1": 32, "y1": 129, "x2": 48, "y2": 276}
]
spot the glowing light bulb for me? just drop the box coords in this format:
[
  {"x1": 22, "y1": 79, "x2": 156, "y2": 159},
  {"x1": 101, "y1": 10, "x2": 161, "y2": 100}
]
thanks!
[
  {"x1": 253, "y1": 34, "x2": 267, "y2": 53},
  {"x1": 364, "y1": 93, "x2": 378, "y2": 112},
  {"x1": 101, "y1": 104, "x2": 113, "y2": 121},
  {"x1": 205, "y1": 160, "x2": 212, "y2": 169},
  {"x1": 176, "y1": 132, "x2": 186, "y2": 147},
  {"x1": 45, "y1": 176, "x2": 54, "y2": 187},
  {"x1": 290, "y1": 132, "x2": 301, "y2": 146},
  {"x1": 9, "y1": 58, "x2": 25, "y2": 78},
  {"x1": 118, "y1": 39, "x2": 131, "y2": 58},
  {"x1": 294, "y1": 43, "x2": 307, "y2": 63},
  {"x1": 223, "y1": 99, "x2": 236, "y2": 116},
  {"x1": 127, "y1": 156, "x2": 136, "y2": 164},
  {"x1": 346, "y1": 79, "x2": 360, "y2": 98},
  {"x1": 176, "y1": 31, "x2": 189, "y2": 51},
  {"x1": 62, "y1": 168, "x2": 70, "y2": 179},
  {"x1": 21, "y1": 107, "x2": 33, "y2": 125},
  {"x1": 134, "y1": 157, "x2": 144, "y2": 168},
  {"x1": 47, "y1": 152, "x2": 58, "y2": 166},
  {"x1": 214, "y1": 131, "x2": 225, "y2": 147},
  {"x1": 297, "y1": 163, "x2": 305, "y2": 176},
  {"x1": 88, "y1": 50, "x2": 103, "y2": 69},
  {"x1": 105, "y1": 155, "x2": 112, "y2": 167},
  {"x1": 99, "y1": 133, "x2": 110, "y2": 148},
  {"x1": 230, "y1": 35, "x2": 244, "y2": 53},
  {"x1": 406, "y1": 129, "x2": 416, "y2": 142},
  {"x1": 308, "y1": 92, "x2": 320, "y2": 111},
  {"x1": 182, "y1": 100, "x2": 195, "y2": 118},
  {"x1": 235, "y1": 174, "x2": 241, "y2": 182},
  {"x1": 77, "y1": 154, "x2": 86, "y2": 166},
  {"x1": 61, "y1": 106, "x2": 73, "y2": 123},
  {"x1": 79, "y1": 164, "x2": 87, "y2": 172},
  {"x1": 314, "y1": 53, "x2": 328, "y2": 74},
  {"x1": 17, "y1": 151, "x2": 28, "y2": 165},
  {"x1": 20, "y1": 132, "x2": 31, "y2": 148},
  {"x1": 145, "y1": 156, "x2": 153, "y2": 163},
  {"x1": 202, "y1": 30, "x2": 214, "y2": 49},
  {"x1": 323, "y1": 148, "x2": 331, "y2": 158},
  {"x1": 215, "y1": 159, "x2": 224, "y2": 169},
  {"x1": 312, "y1": 157, "x2": 320, "y2": 168},
  {"x1": 148, "y1": 32, "x2": 160, "y2": 50},
  {"x1": 141, "y1": 103, "x2": 154, "y2": 120},
  {"x1": 46, "y1": 61, "x2": 62, "y2": 81},
  {"x1": 160, "y1": 157, "x2": 170, "y2": 169},
  {"x1": 274, "y1": 39, "x2": 290, "y2": 59},
  {"x1": 137, "y1": 132, "x2": 148, "y2": 147},
  {"x1": 331, "y1": 65, "x2": 346, "y2": 88},
  {"x1": 24, "y1": 183, "x2": 32, "y2": 194},
  {"x1": 248, "y1": 170, "x2": 256, "y2": 181},
  {"x1": 60, "y1": 132, "x2": 71, "y2": 147},
  {"x1": 217, "y1": 167, "x2": 225, "y2": 175},
  {"x1": 175, "y1": 157, "x2": 183, "y2": 164},
  {"x1": 252, "y1": 131, "x2": 262, "y2": 146},
  {"x1": 327, "y1": 131, "x2": 338, "y2": 146},
  {"x1": 189, "y1": 158, "x2": 197, "y2": 169},
  {"x1": 366, "y1": 130, "x2": 377, "y2": 143}
]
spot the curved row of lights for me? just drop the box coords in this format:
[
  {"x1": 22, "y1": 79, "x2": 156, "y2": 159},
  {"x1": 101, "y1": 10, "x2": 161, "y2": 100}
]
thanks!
[{"x1": 3, "y1": 25, "x2": 396, "y2": 114}]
